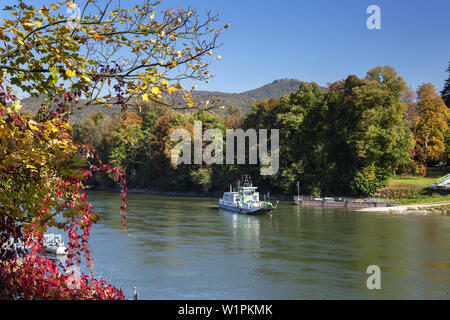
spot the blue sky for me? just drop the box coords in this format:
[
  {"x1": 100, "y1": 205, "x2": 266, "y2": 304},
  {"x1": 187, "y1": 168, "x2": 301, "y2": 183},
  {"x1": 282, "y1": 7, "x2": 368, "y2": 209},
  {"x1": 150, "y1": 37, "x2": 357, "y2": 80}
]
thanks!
[
  {"x1": 3, "y1": 0, "x2": 450, "y2": 94},
  {"x1": 165, "y1": 0, "x2": 450, "y2": 93}
]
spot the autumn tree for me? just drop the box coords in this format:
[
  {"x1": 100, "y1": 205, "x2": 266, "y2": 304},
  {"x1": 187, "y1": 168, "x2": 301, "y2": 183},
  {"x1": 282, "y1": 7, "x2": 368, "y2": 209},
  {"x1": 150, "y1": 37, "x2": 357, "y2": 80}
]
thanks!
[
  {"x1": 0, "y1": 0, "x2": 226, "y2": 299},
  {"x1": 414, "y1": 83, "x2": 449, "y2": 173},
  {"x1": 401, "y1": 86, "x2": 418, "y2": 129}
]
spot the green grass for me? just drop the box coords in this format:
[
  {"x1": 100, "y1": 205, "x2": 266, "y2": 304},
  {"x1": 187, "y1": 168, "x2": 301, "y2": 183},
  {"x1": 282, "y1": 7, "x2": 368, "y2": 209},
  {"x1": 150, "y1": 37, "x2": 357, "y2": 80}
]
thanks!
[
  {"x1": 379, "y1": 173, "x2": 449, "y2": 204},
  {"x1": 389, "y1": 176, "x2": 436, "y2": 188},
  {"x1": 392, "y1": 195, "x2": 450, "y2": 205}
]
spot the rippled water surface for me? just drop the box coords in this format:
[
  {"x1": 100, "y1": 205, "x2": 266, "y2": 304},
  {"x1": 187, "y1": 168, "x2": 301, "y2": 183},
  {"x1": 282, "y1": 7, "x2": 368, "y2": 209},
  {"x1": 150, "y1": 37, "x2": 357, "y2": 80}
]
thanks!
[{"x1": 64, "y1": 191, "x2": 450, "y2": 299}]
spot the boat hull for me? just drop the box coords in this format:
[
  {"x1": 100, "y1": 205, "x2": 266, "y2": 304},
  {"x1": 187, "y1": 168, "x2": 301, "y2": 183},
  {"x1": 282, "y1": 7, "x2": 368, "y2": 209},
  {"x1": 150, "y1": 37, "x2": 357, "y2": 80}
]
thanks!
[
  {"x1": 43, "y1": 246, "x2": 67, "y2": 255},
  {"x1": 219, "y1": 203, "x2": 272, "y2": 215}
]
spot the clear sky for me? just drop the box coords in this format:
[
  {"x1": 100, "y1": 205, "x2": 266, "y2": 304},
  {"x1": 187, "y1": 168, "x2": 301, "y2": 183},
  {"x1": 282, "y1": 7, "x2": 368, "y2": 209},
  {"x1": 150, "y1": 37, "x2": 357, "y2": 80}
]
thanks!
[
  {"x1": 3, "y1": 0, "x2": 450, "y2": 94},
  {"x1": 164, "y1": 0, "x2": 450, "y2": 94}
]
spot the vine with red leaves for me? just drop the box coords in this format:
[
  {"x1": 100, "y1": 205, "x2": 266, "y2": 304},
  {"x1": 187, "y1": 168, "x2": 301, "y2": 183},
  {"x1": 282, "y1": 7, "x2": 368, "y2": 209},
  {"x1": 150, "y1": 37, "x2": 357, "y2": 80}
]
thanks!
[{"x1": 0, "y1": 80, "x2": 128, "y2": 300}]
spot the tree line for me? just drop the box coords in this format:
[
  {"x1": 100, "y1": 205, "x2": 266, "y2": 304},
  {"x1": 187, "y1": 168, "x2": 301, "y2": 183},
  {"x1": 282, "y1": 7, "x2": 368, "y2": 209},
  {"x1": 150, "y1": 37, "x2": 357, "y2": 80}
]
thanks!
[{"x1": 72, "y1": 64, "x2": 450, "y2": 197}]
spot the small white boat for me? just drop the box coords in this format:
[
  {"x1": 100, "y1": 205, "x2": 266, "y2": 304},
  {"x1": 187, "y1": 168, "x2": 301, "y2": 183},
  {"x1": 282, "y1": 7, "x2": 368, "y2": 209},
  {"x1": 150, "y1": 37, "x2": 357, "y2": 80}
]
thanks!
[
  {"x1": 43, "y1": 234, "x2": 67, "y2": 255},
  {"x1": 219, "y1": 176, "x2": 278, "y2": 215}
]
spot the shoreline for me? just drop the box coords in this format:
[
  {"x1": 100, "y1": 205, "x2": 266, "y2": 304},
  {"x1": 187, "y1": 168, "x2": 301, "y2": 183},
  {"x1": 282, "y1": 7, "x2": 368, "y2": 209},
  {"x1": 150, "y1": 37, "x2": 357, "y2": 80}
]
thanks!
[
  {"x1": 358, "y1": 201, "x2": 450, "y2": 215},
  {"x1": 87, "y1": 187, "x2": 450, "y2": 215},
  {"x1": 88, "y1": 187, "x2": 295, "y2": 201}
]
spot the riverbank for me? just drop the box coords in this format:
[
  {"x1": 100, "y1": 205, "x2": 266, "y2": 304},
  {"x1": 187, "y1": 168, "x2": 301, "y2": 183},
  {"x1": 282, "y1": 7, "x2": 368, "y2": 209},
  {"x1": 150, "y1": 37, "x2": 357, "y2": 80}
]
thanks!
[
  {"x1": 358, "y1": 201, "x2": 450, "y2": 215},
  {"x1": 88, "y1": 185, "x2": 449, "y2": 210},
  {"x1": 376, "y1": 174, "x2": 449, "y2": 203},
  {"x1": 87, "y1": 186, "x2": 296, "y2": 201}
]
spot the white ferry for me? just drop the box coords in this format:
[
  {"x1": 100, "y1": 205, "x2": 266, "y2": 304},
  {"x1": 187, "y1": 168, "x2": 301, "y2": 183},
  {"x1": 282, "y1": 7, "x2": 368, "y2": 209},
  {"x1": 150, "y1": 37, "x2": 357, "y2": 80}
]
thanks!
[{"x1": 219, "y1": 176, "x2": 278, "y2": 215}]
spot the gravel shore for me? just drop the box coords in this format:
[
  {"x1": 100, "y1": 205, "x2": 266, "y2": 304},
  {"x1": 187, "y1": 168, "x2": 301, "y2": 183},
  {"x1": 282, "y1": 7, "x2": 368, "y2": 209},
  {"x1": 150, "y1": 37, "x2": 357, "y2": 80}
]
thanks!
[{"x1": 358, "y1": 201, "x2": 450, "y2": 214}]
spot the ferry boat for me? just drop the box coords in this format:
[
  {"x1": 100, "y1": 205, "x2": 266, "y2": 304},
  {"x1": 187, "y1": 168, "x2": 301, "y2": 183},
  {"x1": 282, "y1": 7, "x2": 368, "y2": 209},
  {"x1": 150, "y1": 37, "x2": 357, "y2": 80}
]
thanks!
[{"x1": 219, "y1": 176, "x2": 278, "y2": 215}]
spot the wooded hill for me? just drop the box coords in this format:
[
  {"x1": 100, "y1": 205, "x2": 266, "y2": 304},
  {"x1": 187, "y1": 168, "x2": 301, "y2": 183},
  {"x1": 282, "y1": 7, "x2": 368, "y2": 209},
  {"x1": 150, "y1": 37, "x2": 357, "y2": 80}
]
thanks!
[{"x1": 19, "y1": 78, "x2": 320, "y2": 120}]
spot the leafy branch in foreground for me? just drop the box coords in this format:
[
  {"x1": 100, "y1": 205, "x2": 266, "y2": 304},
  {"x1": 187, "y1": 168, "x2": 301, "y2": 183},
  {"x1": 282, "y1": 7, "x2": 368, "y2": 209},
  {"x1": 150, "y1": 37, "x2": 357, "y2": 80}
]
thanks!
[{"x1": 0, "y1": 0, "x2": 228, "y2": 112}]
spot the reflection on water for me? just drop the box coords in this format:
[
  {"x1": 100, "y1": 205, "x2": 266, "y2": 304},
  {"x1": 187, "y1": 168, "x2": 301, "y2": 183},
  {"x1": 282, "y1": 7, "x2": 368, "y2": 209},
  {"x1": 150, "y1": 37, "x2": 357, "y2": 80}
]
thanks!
[
  {"x1": 221, "y1": 210, "x2": 261, "y2": 243},
  {"x1": 55, "y1": 191, "x2": 450, "y2": 299}
]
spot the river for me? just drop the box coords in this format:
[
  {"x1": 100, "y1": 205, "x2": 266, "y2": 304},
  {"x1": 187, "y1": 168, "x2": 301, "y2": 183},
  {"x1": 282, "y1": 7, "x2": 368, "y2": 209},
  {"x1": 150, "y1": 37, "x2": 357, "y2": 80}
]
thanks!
[{"x1": 58, "y1": 191, "x2": 450, "y2": 299}]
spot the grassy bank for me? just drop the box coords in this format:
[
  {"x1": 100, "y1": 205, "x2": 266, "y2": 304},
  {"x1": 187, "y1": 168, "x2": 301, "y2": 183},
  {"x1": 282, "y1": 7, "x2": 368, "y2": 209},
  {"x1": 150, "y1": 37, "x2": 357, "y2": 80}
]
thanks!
[
  {"x1": 376, "y1": 171, "x2": 449, "y2": 204},
  {"x1": 389, "y1": 177, "x2": 436, "y2": 188},
  {"x1": 394, "y1": 195, "x2": 450, "y2": 205}
]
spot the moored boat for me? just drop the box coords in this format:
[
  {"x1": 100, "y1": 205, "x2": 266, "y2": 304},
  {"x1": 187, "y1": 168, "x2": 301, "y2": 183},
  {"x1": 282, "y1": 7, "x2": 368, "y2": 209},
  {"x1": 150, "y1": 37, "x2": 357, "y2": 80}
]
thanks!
[
  {"x1": 219, "y1": 176, "x2": 278, "y2": 214},
  {"x1": 43, "y1": 234, "x2": 67, "y2": 255}
]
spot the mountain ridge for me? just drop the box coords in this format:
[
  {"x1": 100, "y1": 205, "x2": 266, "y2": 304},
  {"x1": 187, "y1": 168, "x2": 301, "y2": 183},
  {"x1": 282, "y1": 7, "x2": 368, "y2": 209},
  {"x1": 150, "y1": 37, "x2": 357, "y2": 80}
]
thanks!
[
  {"x1": 190, "y1": 78, "x2": 311, "y2": 108},
  {"x1": 20, "y1": 78, "x2": 320, "y2": 119}
]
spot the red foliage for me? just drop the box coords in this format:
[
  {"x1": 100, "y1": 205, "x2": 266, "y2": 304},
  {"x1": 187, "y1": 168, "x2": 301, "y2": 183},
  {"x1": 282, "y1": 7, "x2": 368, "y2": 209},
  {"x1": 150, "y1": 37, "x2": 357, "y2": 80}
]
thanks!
[
  {"x1": 0, "y1": 174, "x2": 128, "y2": 300},
  {"x1": 0, "y1": 83, "x2": 128, "y2": 300}
]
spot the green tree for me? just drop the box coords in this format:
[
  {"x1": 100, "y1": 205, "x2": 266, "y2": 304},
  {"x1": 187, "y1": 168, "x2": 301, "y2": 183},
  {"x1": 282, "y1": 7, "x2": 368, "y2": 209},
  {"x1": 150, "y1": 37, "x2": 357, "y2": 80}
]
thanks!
[
  {"x1": 245, "y1": 66, "x2": 414, "y2": 196},
  {"x1": 332, "y1": 67, "x2": 414, "y2": 195},
  {"x1": 441, "y1": 60, "x2": 450, "y2": 107}
]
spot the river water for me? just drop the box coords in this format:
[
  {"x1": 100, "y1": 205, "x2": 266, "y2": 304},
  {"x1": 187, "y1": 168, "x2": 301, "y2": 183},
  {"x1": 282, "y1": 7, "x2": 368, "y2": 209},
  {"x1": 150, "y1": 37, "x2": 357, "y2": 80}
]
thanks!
[{"x1": 65, "y1": 191, "x2": 450, "y2": 299}]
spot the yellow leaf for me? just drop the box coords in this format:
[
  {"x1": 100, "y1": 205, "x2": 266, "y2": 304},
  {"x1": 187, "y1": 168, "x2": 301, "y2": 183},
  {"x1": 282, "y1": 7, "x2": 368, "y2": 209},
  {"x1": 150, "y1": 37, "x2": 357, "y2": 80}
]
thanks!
[
  {"x1": 142, "y1": 93, "x2": 149, "y2": 102},
  {"x1": 151, "y1": 87, "x2": 161, "y2": 95},
  {"x1": 66, "y1": 69, "x2": 76, "y2": 77},
  {"x1": 168, "y1": 87, "x2": 176, "y2": 94},
  {"x1": 93, "y1": 33, "x2": 105, "y2": 41}
]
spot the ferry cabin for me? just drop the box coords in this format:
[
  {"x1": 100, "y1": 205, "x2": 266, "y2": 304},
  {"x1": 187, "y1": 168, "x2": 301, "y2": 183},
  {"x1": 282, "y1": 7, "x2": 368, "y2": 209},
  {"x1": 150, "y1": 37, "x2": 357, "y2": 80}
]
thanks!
[{"x1": 220, "y1": 187, "x2": 259, "y2": 207}]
